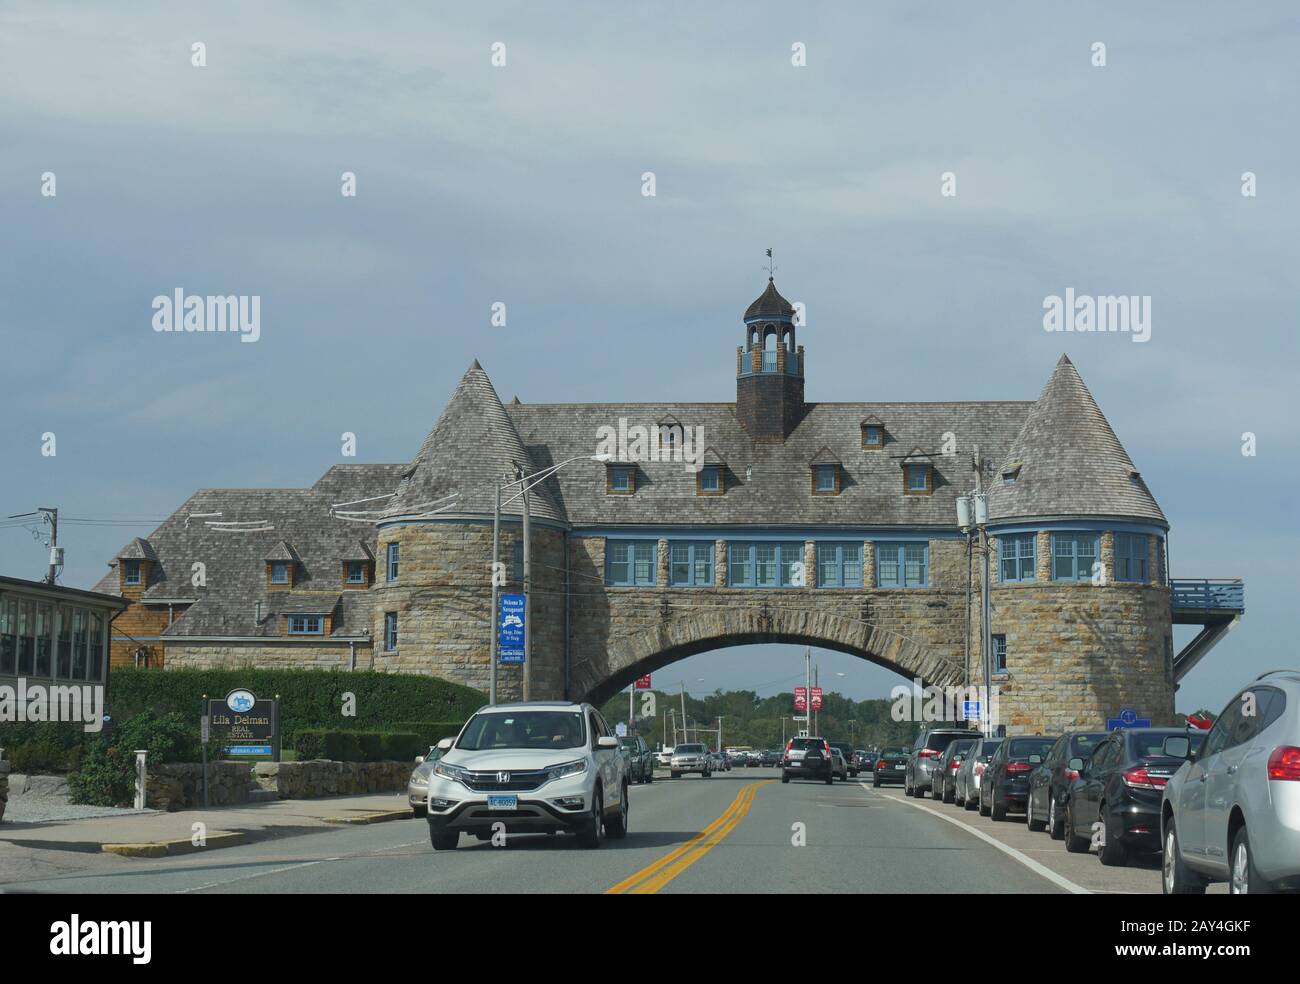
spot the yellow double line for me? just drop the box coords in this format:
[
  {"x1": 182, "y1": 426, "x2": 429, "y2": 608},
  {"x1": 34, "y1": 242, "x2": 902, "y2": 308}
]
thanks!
[{"x1": 606, "y1": 780, "x2": 772, "y2": 894}]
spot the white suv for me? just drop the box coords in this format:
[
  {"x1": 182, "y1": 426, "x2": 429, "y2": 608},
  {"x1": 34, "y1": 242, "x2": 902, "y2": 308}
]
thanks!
[{"x1": 425, "y1": 701, "x2": 629, "y2": 850}]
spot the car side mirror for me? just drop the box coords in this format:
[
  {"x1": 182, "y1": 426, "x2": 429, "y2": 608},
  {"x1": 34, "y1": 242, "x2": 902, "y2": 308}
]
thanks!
[
  {"x1": 1162, "y1": 736, "x2": 1191, "y2": 760},
  {"x1": 596, "y1": 736, "x2": 620, "y2": 749},
  {"x1": 414, "y1": 756, "x2": 425, "y2": 765},
  {"x1": 1068, "y1": 757, "x2": 1085, "y2": 774},
  {"x1": 436, "y1": 737, "x2": 454, "y2": 751}
]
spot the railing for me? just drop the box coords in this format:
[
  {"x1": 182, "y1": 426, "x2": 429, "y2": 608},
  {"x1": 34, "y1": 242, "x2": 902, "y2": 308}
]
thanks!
[
  {"x1": 1171, "y1": 578, "x2": 1244, "y2": 613},
  {"x1": 739, "y1": 349, "x2": 799, "y2": 376}
]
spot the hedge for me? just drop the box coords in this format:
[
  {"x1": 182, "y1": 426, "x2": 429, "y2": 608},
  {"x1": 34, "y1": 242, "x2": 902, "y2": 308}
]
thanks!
[{"x1": 290, "y1": 729, "x2": 432, "y2": 763}]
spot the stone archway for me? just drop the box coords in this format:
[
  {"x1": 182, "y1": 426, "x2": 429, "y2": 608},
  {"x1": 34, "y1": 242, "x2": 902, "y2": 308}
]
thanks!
[{"x1": 576, "y1": 604, "x2": 965, "y2": 706}]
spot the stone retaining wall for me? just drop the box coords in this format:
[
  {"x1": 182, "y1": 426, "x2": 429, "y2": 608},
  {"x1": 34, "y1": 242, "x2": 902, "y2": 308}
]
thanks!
[
  {"x1": 147, "y1": 762, "x2": 254, "y2": 812},
  {"x1": 254, "y1": 760, "x2": 411, "y2": 799}
]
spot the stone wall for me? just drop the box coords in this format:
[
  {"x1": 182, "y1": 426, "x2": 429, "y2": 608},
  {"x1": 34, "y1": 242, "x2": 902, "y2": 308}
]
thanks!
[
  {"x1": 255, "y1": 760, "x2": 411, "y2": 799},
  {"x1": 163, "y1": 639, "x2": 364, "y2": 671},
  {"x1": 146, "y1": 762, "x2": 254, "y2": 812},
  {"x1": 0, "y1": 758, "x2": 9, "y2": 823}
]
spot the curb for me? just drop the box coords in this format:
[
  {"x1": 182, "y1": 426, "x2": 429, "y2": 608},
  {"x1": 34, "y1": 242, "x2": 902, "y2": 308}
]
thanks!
[
  {"x1": 102, "y1": 830, "x2": 248, "y2": 858},
  {"x1": 322, "y1": 809, "x2": 412, "y2": 825}
]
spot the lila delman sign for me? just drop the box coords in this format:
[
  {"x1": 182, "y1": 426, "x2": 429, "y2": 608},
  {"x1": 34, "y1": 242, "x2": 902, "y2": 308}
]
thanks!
[{"x1": 206, "y1": 689, "x2": 277, "y2": 754}]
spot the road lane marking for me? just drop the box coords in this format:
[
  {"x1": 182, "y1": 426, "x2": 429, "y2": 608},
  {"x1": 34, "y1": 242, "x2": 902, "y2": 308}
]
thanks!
[
  {"x1": 606, "y1": 780, "x2": 771, "y2": 894},
  {"x1": 870, "y1": 784, "x2": 1090, "y2": 894}
]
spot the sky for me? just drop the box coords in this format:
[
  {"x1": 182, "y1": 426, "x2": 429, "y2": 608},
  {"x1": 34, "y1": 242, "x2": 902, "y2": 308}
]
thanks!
[{"x1": 1, "y1": 2, "x2": 1296, "y2": 715}]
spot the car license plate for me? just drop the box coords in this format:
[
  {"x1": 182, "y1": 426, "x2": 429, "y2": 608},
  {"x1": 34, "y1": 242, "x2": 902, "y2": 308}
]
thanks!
[
  {"x1": 487, "y1": 795, "x2": 517, "y2": 810},
  {"x1": 895, "y1": 764, "x2": 905, "y2": 770}
]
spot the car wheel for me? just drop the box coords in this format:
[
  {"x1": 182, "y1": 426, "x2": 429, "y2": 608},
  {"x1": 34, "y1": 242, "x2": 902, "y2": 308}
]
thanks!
[
  {"x1": 671, "y1": 771, "x2": 680, "y2": 779},
  {"x1": 964, "y1": 793, "x2": 977, "y2": 811},
  {"x1": 1027, "y1": 795, "x2": 1045, "y2": 832},
  {"x1": 429, "y1": 828, "x2": 458, "y2": 851},
  {"x1": 1230, "y1": 826, "x2": 1272, "y2": 894},
  {"x1": 646, "y1": 770, "x2": 653, "y2": 784},
  {"x1": 782, "y1": 772, "x2": 790, "y2": 784},
  {"x1": 872, "y1": 775, "x2": 881, "y2": 788},
  {"x1": 991, "y1": 792, "x2": 1007, "y2": 822},
  {"x1": 979, "y1": 789, "x2": 991, "y2": 816},
  {"x1": 1048, "y1": 792, "x2": 1064, "y2": 840},
  {"x1": 824, "y1": 772, "x2": 833, "y2": 785},
  {"x1": 606, "y1": 785, "x2": 629, "y2": 839},
  {"x1": 1098, "y1": 803, "x2": 1128, "y2": 866},
  {"x1": 1064, "y1": 802, "x2": 1090, "y2": 853},
  {"x1": 703, "y1": 770, "x2": 711, "y2": 778},
  {"x1": 1162, "y1": 821, "x2": 1207, "y2": 895},
  {"x1": 577, "y1": 788, "x2": 604, "y2": 849}
]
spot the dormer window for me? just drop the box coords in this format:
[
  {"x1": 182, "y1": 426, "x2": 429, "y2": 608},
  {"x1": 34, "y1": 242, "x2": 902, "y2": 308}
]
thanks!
[
  {"x1": 698, "y1": 465, "x2": 722, "y2": 495},
  {"x1": 905, "y1": 464, "x2": 931, "y2": 494},
  {"x1": 1001, "y1": 462, "x2": 1023, "y2": 486},
  {"x1": 122, "y1": 559, "x2": 142, "y2": 586},
  {"x1": 814, "y1": 464, "x2": 838, "y2": 494},
  {"x1": 860, "y1": 417, "x2": 885, "y2": 450},
  {"x1": 346, "y1": 561, "x2": 366, "y2": 584},
  {"x1": 271, "y1": 562, "x2": 289, "y2": 584},
  {"x1": 607, "y1": 464, "x2": 636, "y2": 495}
]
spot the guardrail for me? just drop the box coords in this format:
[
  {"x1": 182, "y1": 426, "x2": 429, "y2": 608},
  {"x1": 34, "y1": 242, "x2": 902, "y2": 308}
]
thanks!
[{"x1": 1170, "y1": 578, "x2": 1244, "y2": 613}]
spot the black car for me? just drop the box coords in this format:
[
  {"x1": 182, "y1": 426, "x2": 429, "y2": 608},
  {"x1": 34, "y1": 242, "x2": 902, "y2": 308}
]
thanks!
[
  {"x1": 1026, "y1": 730, "x2": 1108, "y2": 838},
  {"x1": 1064, "y1": 727, "x2": 1204, "y2": 865},
  {"x1": 980, "y1": 734, "x2": 1057, "y2": 820},
  {"x1": 761, "y1": 749, "x2": 780, "y2": 767},
  {"x1": 871, "y1": 748, "x2": 909, "y2": 786},
  {"x1": 782, "y1": 736, "x2": 834, "y2": 784},
  {"x1": 931, "y1": 738, "x2": 977, "y2": 804},
  {"x1": 827, "y1": 740, "x2": 859, "y2": 778}
]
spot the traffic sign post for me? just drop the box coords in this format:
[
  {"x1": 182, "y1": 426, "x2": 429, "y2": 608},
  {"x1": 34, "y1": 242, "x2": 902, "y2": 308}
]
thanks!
[
  {"x1": 498, "y1": 593, "x2": 525, "y2": 665},
  {"x1": 1106, "y1": 707, "x2": 1151, "y2": 731}
]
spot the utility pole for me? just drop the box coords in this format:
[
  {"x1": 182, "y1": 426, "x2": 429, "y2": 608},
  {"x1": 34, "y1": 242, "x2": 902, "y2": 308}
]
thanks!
[
  {"x1": 8, "y1": 508, "x2": 60, "y2": 583},
  {"x1": 629, "y1": 683, "x2": 634, "y2": 732},
  {"x1": 804, "y1": 647, "x2": 811, "y2": 738},
  {"x1": 716, "y1": 716, "x2": 723, "y2": 753},
  {"x1": 680, "y1": 681, "x2": 687, "y2": 746},
  {"x1": 489, "y1": 479, "x2": 501, "y2": 705},
  {"x1": 521, "y1": 467, "x2": 532, "y2": 701},
  {"x1": 814, "y1": 662, "x2": 820, "y2": 737}
]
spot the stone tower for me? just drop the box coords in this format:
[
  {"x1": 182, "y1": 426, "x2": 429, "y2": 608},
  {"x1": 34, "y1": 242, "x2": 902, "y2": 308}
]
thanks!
[{"x1": 736, "y1": 278, "x2": 804, "y2": 441}]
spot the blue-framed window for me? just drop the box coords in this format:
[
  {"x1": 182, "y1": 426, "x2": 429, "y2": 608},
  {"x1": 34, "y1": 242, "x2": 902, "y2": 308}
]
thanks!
[
  {"x1": 288, "y1": 615, "x2": 324, "y2": 635},
  {"x1": 270, "y1": 561, "x2": 289, "y2": 584},
  {"x1": 606, "y1": 540, "x2": 655, "y2": 586},
  {"x1": 862, "y1": 424, "x2": 883, "y2": 449},
  {"x1": 813, "y1": 464, "x2": 837, "y2": 493},
  {"x1": 346, "y1": 561, "x2": 366, "y2": 584},
  {"x1": 669, "y1": 541, "x2": 714, "y2": 586},
  {"x1": 608, "y1": 466, "x2": 634, "y2": 494},
  {"x1": 1052, "y1": 533, "x2": 1099, "y2": 581},
  {"x1": 1115, "y1": 533, "x2": 1149, "y2": 583},
  {"x1": 999, "y1": 534, "x2": 1036, "y2": 583},
  {"x1": 904, "y1": 464, "x2": 931, "y2": 494},
  {"x1": 993, "y1": 634, "x2": 1007, "y2": 672},
  {"x1": 877, "y1": 542, "x2": 929, "y2": 588},
  {"x1": 384, "y1": 612, "x2": 398, "y2": 651},
  {"x1": 698, "y1": 466, "x2": 721, "y2": 494},
  {"x1": 728, "y1": 542, "x2": 804, "y2": 587},
  {"x1": 386, "y1": 542, "x2": 399, "y2": 582},
  {"x1": 816, "y1": 542, "x2": 863, "y2": 588},
  {"x1": 122, "y1": 559, "x2": 141, "y2": 586}
]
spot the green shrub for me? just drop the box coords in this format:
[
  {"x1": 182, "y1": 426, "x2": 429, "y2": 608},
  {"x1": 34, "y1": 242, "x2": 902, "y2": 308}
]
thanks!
[
  {"x1": 67, "y1": 710, "x2": 199, "y2": 807},
  {"x1": 289, "y1": 729, "x2": 431, "y2": 763},
  {"x1": 0, "y1": 722, "x2": 87, "y2": 773}
]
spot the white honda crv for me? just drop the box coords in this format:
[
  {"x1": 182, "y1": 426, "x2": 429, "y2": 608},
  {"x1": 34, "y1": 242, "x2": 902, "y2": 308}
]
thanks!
[{"x1": 425, "y1": 701, "x2": 629, "y2": 851}]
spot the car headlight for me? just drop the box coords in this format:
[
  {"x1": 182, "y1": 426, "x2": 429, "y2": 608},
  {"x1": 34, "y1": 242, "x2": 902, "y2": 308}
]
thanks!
[
  {"x1": 547, "y1": 759, "x2": 588, "y2": 782},
  {"x1": 409, "y1": 772, "x2": 429, "y2": 788},
  {"x1": 433, "y1": 761, "x2": 470, "y2": 784}
]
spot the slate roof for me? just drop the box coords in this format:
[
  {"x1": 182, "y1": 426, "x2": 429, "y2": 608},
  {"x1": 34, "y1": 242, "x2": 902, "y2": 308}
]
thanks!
[
  {"x1": 988, "y1": 355, "x2": 1166, "y2": 526},
  {"x1": 744, "y1": 278, "x2": 795, "y2": 321},
  {"x1": 117, "y1": 537, "x2": 157, "y2": 561},
  {"x1": 94, "y1": 464, "x2": 407, "y2": 637},
  {"x1": 385, "y1": 361, "x2": 565, "y2": 522}
]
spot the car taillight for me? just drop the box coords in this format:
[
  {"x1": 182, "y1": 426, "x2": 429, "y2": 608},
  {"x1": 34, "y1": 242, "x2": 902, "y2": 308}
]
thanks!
[
  {"x1": 919, "y1": 748, "x2": 940, "y2": 759},
  {"x1": 974, "y1": 763, "x2": 986, "y2": 775},
  {"x1": 1267, "y1": 746, "x2": 1300, "y2": 781},
  {"x1": 1122, "y1": 766, "x2": 1167, "y2": 790},
  {"x1": 1064, "y1": 768, "x2": 1079, "y2": 782},
  {"x1": 1006, "y1": 762, "x2": 1032, "y2": 774},
  {"x1": 949, "y1": 759, "x2": 962, "y2": 770}
]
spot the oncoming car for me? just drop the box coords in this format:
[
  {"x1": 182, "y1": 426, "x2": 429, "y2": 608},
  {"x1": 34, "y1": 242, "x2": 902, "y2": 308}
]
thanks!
[{"x1": 424, "y1": 701, "x2": 628, "y2": 850}]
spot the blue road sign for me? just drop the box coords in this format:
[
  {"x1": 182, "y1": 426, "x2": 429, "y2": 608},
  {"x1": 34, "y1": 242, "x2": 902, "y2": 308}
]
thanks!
[
  {"x1": 1106, "y1": 707, "x2": 1151, "y2": 731},
  {"x1": 499, "y1": 593, "x2": 525, "y2": 664},
  {"x1": 963, "y1": 700, "x2": 982, "y2": 721}
]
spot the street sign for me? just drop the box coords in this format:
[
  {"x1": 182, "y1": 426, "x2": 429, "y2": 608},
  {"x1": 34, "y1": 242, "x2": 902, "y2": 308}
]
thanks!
[
  {"x1": 794, "y1": 687, "x2": 807, "y2": 712},
  {"x1": 1106, "y1": 707, "x2": 1151, "y2": 731},
  {"x1": 615, "y1": 722, "x2": 627, "y2": 737},
  {"x1": 962, "y1": 700, "x2": 981, "y2": 721},
  {"x1": 498, "y1": 593, "x2": 525, "y2": 664},
  {"x1": 200, "y1": 714, "x2": 210, "y2": 744},
  {"x1": 810, "y1": 687, "x2": 823, "y2": 711},
  {"x1": 792, "y1": 715, "x2": 808, "y2": 722},
  {"x1": 206, "y1": 690, "x2": 277, "y2": 758},
  {"x1": 634, "y1": 674, "x2": 652, "y2": 690}
]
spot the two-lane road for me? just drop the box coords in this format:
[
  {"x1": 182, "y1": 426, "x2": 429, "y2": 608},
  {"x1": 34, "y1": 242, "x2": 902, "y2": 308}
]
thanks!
[{"x1": 2, "y1": 769, "x2": 1071, "y2": 894}]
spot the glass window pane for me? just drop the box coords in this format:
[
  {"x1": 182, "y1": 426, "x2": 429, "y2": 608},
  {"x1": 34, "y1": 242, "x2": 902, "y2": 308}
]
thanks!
[
  {"x1": 843, "y1": 544, "x2": 862, "y2": 587},
  {"x1": 878, "y1": 546, "x2": 899, "y2": 587},
  {"x1": 0, "y1": 599, "x2": 16, "y2": 675},
  {"x1": 756, "y1": 544, "x2": 777, "y2": 586}
]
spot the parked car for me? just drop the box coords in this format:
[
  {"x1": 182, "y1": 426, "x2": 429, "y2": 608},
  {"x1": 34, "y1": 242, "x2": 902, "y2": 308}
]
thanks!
[
  {"x1": 979, "y1": 735, "x2": 1057, "y2": 820},
  {"x1": 761, "y1": 749, "x2": 781, "y2": 766},
  {"x1": 708, "y1": 750, "x2": 729, "y2": 773},
  {"x1": 829, "y1": 746, "x2": 848, "y2": 781},
  {"x1": 407, "y1": 740, "x2": 454, "y2": 816},
  {"x1": 1026, "y1": 731, "x2": 1109, "y2": 837},
  {"x1": 656, "y1": 746, "x2": 676, "y2": 767},
  {"x1": 931, "y1": 738, "x2": 977, "y2": 803},
  {"x1": 954, "y1": 738, "x2": 1002, "y2": 809},
  {"x1": 871, "y1": 748, "x2": 909, "y2": 786},
  {"x1": 424, "y1": 701, "x2": 627, "y2": 850},
  {"x1": 1064, "y1": 727, "x2": 1202, "y2": 865},
  {"x1": 619, "y1": 734, "x2": 655, "y2": 784},
  {"x1": 827, "y1": 740, "x2": 858, "y2": 778},
  {"x1": 746, "y1": 750, "x2": 763, "y2": 767},
  {"x1": 1162, "y1": 670, "x2": 1300, "y2": 894},
  {"x1": 782, "y1": 736, "x2": 834, "y2": 784},
  {"x1": 906, "y1": 728, "x2": 977, "y2": 797},
  {"x1": 670, "y1": 743, "x2": 712, "y2": 778}
]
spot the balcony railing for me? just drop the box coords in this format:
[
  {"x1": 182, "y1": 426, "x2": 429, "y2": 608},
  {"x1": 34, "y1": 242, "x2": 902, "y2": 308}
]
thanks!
[
  {"x1": 1171, "y1": 578, "x2": 1244, "y2": 613},
  {"x1": 739, "y1": 349, "x2": 800, "y2": 376}
]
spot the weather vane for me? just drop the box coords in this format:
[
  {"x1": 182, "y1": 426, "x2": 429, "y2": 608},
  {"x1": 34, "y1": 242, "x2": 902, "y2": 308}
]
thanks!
[{"x1": 764, "y1": 248, "x2": 777, "y2": 280}]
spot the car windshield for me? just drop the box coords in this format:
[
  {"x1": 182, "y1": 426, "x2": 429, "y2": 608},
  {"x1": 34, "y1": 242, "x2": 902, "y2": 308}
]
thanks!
[
  {"x1": 977, "y1": 739, "x2": 1002, "y2": 760},
  {"x1": 1008, "y1": 738, "x2": 1055, "y2": 758},
  {"x1": 881, "y1": 752, "x2": 907, "y2": 761},
  {"x1": 790, "y1": 738, "x2": 823, "y2": 750},
  {"x1": 619, "y1": 738, "x2": 639, "y2": 749},
  {"x1": 457, "y1": 710, "x2": 586, "y2": 750},
  {"x1": 677, "y1": 744, "x2": 705, "y2": 753},
  {"x1": 926, "y1": 732, "x2": 972, "y2": 750},
  {"x1": 1070, "y1": 733, "x2": 1109, "y2": 755}
]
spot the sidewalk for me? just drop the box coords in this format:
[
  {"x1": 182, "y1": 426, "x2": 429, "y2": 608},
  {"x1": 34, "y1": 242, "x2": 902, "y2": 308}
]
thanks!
[{"x1": 0, "y1": 793, "x2": 413, "y2": 857}]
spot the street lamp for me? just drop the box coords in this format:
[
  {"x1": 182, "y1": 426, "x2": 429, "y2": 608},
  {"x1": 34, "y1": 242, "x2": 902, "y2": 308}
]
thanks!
[
  {"x1": 957, "y1": 462, "x2": 992, "y2": 737},
  {"x1": 489, "y1": 452, "x2": 611, "y2": 704}
]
